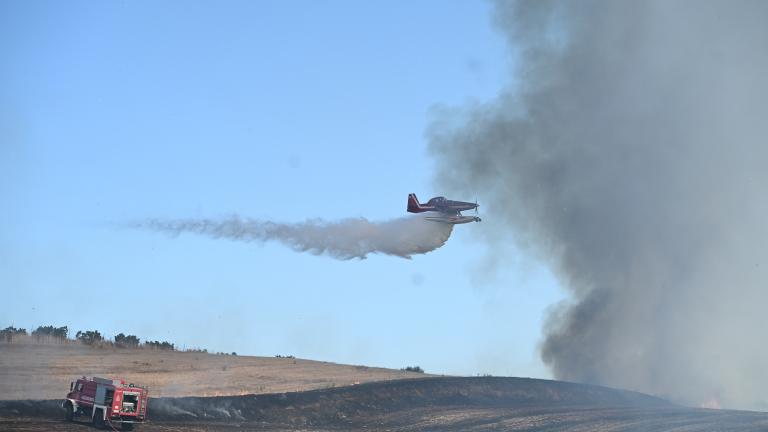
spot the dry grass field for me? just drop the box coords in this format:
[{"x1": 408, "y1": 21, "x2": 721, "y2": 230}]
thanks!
[{"x1": 0, "y1": 339, "x2": 426, "y2": 399}]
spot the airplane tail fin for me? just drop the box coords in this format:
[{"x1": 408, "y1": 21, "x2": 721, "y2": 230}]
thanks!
[{"x1": 407, "y1": 193, "x2": 423, "y2": 213}]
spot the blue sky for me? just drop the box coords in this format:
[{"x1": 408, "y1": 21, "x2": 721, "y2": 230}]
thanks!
[{"x1": 1, "y1": 1, "x2": 563, "y2": 377}]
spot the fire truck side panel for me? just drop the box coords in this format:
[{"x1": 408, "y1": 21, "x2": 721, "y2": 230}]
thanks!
[{"x1": 63, "y1": 376, "x2": 148, "y2": 425}]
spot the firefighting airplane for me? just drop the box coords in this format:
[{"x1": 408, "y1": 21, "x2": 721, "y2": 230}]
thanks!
[{"x1": 407, "y1": 193, "x2": 481, "y2": 224}]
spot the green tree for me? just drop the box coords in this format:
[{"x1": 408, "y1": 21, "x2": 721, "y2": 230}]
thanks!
[
  {"x1": 114, "y1": 333, "x2": 140, "y2": 348},
  {"x1": 32, "y1": 325, "x2": 68, "y2": 340},
  {"x1": 76, "y1": 330, "x2": 104, "y2": 345},
  {"x1": 0, "y1": 326, "x2": 27, "y2": 342}
]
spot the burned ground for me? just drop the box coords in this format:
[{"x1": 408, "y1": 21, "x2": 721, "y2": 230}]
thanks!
[
  {"x1": 2, "y1": 377, "x2": 768, "y2": 431},
  {"x1": 3, "y1": 342, "x2": 767, "y2": 430}
]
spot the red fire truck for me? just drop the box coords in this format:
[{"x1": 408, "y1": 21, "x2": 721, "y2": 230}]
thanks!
[{"x1": 63, "y1": 376, "x2": 148, "y2": 430}]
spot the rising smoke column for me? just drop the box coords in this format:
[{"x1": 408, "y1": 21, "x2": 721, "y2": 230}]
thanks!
[
  {"x1": 137, "y1": 216, "x2": 453, "y2": 260},
  {"x1": 429, "y1": 1, "x2": 768, "y2": 409}
]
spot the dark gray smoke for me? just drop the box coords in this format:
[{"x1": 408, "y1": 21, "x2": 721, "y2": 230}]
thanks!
[
  {"x1": 135, "y1": 215, "x2": 453, "y2": 260},
  {"x1": 429, "y1": 0, "x2": 768, "y2": 409}
]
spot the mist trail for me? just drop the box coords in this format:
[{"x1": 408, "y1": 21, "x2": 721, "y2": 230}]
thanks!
[
  {"x1": 429, "y1": 0, "x2": 768, "y2": 409},
  {"x1": 137, "y1": 215, "x2": 453, "y2": 260}
]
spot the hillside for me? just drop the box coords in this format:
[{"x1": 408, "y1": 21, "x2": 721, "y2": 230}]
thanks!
[
  {"x1": 2, "y1": 377, "x2": 768, "y2": 431},
  {"x1": 4, "y1": 341, "x2": 768, "y2": 431},
  {"x1": 0, "y1": 340, "x2": 426, "y2": 399}
]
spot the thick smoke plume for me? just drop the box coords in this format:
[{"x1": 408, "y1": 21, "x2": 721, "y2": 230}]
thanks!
[
  {"x1": 430, "y1": 1, "x2": 768, "y2": 409},
  {"x1": 137, "y1": 216, "x2": 453, "y2": 260}
]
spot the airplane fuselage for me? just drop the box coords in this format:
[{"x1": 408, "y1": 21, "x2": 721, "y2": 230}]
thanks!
[
  {"x1": 407, "y1": 193, "x2": 481, "y2": 224},
  {"x1": 407, "y1": 194, "x2": 478, "y2": 214}
]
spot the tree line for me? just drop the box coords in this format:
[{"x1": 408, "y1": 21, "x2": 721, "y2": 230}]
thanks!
[
  {"x1": 0, "y1": 325, "x2": 176, "y2": 350},
  {"x1": 1, "y1": 325, "x2": 238, "y2": 355}
]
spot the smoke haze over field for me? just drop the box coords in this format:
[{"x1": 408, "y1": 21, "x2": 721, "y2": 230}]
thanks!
[
  {"x1": 430, "y1": 0, "x2": 768, "y2": 409},
  {"x1": 136, "y1": 216, "x2": 453, "y2": 260}
]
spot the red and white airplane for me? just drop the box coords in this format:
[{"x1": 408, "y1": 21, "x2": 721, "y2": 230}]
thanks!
[{"x1": 407, "y1": 193, "x2": 481, "y2": 224}]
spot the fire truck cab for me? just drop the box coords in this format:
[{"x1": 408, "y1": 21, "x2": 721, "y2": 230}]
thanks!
[{"x1": 63, "y1": 376, "x2": 148, "y2": 430}]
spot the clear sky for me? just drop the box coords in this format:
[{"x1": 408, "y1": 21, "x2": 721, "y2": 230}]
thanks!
[{"x1": 1, "y1": 0, "x2": 563, "y2": 378}]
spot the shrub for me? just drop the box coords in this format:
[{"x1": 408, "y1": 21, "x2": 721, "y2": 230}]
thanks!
[
  {"x1": 145, "y1": 340, "x2": 175, "y2": 351},
  {"x1": 401, "y1": 366, "x2": 424, "y2": 373}
]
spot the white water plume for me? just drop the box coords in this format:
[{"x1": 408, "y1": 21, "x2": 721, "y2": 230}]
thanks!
[{"x1": 136, "y1": 215, "x2": 453, "y2": 260}]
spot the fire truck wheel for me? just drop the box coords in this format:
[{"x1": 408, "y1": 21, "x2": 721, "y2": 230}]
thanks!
[
  {"x1": 64, "y1": 402, "x2": 74, "y2": 421},
  {"x1": 93, "y1": 408, "x2": 105, "y2": 428}
]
